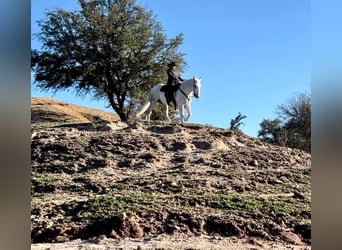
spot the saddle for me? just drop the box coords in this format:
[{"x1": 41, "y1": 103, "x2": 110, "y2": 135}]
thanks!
[
  {"x1": 160, "y1": 85, "x2": 168, "y2": 92},
  {"x1": 161, "y1": 85, "x2": 179, "y2": 107}
]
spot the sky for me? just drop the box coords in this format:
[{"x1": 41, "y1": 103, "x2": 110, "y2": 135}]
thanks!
[{"x1": 31, "y1": 0, "x2": 310, "y2": 137}]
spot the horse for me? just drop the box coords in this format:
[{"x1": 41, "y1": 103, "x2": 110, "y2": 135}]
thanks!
[{"x1": 136, "y1": 77, "x2": 201, "y2": 123}]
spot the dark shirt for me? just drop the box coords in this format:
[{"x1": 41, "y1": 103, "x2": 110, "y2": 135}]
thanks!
[{"x1": 167, "y1": 69, "x2": 184, "y2": 87}]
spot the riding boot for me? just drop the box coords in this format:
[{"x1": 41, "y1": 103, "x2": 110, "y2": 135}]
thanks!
[
  {"x1": 172, "y1": 93, "x2": 177, "y2": 108},
  {"x1": 166, "y1": 91, "x2": 172, "y2": 105}
]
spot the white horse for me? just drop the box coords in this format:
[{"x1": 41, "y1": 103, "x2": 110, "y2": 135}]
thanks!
[{"x1": 136, "y1": 77, "x2": 201, "y2": 123}]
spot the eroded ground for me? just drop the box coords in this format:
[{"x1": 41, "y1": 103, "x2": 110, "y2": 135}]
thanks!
[{"x1": 31, "y1": 120, "x2": 311, "y2": 249}]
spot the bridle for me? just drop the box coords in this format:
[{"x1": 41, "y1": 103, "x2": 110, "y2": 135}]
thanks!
[{"x1": 179, "y1": 78, "x2": 198, "y2": 101}]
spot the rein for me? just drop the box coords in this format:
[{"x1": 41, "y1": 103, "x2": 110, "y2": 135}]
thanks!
[
  {"x1": 179, "y1": 87, "x2": 190, "y2": 101},
  {"x1": 178, "y1": 79, "x2": 195, "y2": 102}
]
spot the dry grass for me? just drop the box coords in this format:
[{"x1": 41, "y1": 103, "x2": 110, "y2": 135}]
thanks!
[{"x1": 31, "y1": 97, "x2": 119, "y2": 124}]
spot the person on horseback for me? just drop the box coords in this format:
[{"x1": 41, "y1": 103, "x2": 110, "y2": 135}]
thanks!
[{"x1": 166, "y1": 62, "x2": 184, "y2": 106}]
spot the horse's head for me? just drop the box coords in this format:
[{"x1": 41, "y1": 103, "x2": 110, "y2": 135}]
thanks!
[{"x1": 192, "y1": 77, "x2": 201, "y2": 98}]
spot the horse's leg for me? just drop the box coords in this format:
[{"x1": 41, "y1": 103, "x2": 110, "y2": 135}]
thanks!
[
  {"x1": 179, "y1": 105, "x2": 185, "y2": 123},
  {"x1": 145, "y1": 111, "x2": 151, "y2": 121},
  {"x1": 184, "y1": 103, "x2": 192, "y2": 122},
  {"x1": 165, "y1": 104, "x2": 171, "y2": 122},
  {"x1": 145, "y1": 101, "x2": 156, "y2": 121}
]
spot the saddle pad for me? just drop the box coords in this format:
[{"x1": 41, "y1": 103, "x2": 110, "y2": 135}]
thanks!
[{"x1": 160, "y1": 85, "x2": 168, "y2": 92}]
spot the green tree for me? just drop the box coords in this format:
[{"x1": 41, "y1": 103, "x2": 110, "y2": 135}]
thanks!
[
  {"x1": 31, "y1": 0, "x2": 185, "y2": 121},
  {"x1": 277, "y1": 92, "x2": 311, "y2": 152},
  {"x1": 258, "y1": 118, "x2": 287, "y2": 146},
  {"x1": 258, "y1": 92, "x2": 311, "y2": 152}
]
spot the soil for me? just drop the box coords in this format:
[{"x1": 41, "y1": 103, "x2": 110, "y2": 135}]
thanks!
[{"x1": 31, "y1": 97, "x2": 311, "y2": 249}]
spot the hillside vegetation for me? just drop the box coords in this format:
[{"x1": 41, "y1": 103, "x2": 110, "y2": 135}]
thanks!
[{"x1": 31, "y1": 97, "x2": 311, "y2": 249}]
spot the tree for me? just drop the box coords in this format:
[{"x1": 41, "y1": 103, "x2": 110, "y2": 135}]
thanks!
[
  {"x1": 31, "y1": 0, "x2": 185, "y2": 121},
  {"x1": 229, "y1": 112, "x2": 247, "y2": 132},
  {"x1": 277, "y1": 92, "x2": 311, "y2": 152},
  {"x1": 258, "y1": 118, "x2": 287, "y2": 146},
  {"x1": 258, "y1": 92, "x2": 311, "y2": 152}
]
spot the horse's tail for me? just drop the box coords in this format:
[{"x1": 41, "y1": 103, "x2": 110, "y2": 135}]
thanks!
[
  {"x1": 136, "y1": 83, "x2": 162, "y2": 118},
  {"x1": 135, "y1": 101, "x2": 151, "y2": 118}
]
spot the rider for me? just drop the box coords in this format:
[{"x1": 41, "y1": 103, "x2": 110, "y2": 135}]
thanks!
[{"x1": 166, "y1": 61, "x2": 184, "y2": 106}]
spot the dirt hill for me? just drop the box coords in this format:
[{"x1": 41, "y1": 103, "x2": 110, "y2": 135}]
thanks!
[
  {"x1": 31, "y1": 97, "x2": 119, "y2": 124},
  {"x1": 31, "y1": 97, "x2": 311, "y2": 249}
]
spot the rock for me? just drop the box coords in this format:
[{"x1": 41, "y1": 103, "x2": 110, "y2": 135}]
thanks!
[
  {"x1": 293, "y1": 190, "x2": 306, "y2": 200},
  {"x1": 249, "y1": 159, "x2": 259, "y2": 166},
  {"x1": 281, "y1": 231, "x2": 304, "y2": 245},
  {"x1": 171, "y1": 181, "x2": 178, "y2": 187}
]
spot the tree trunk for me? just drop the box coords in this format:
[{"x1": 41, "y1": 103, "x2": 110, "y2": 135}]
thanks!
[{"x1": 107, "y1": 93, "x2": 128, "y2": 122}]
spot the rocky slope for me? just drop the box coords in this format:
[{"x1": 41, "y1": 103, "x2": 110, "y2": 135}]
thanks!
[{"x1": 31, "y1": 97, "x2": 311, "y2": 249}]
